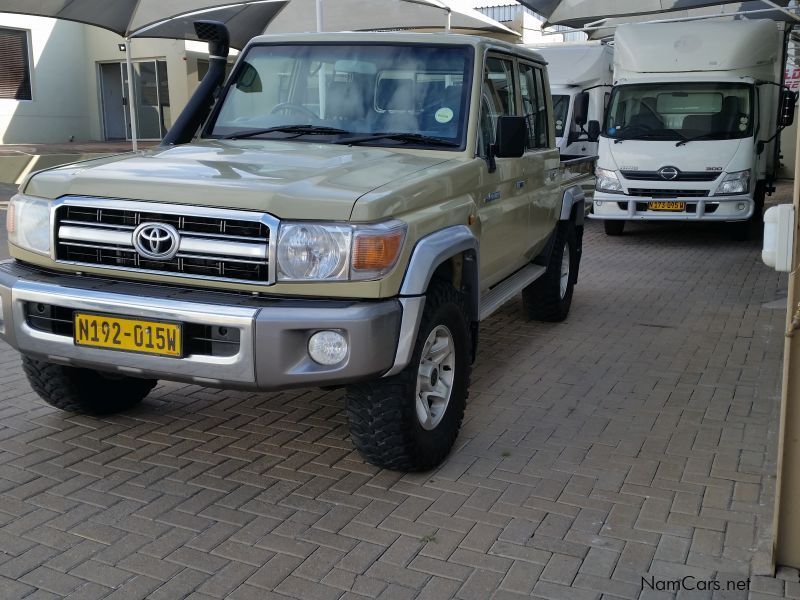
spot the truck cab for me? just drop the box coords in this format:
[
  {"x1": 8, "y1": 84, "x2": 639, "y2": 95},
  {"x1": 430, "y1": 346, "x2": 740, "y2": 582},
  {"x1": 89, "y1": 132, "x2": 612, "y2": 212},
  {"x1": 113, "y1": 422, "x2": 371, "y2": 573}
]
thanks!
[{"x1": 591, "y1": 19, "x2": 795, "y2": 238}]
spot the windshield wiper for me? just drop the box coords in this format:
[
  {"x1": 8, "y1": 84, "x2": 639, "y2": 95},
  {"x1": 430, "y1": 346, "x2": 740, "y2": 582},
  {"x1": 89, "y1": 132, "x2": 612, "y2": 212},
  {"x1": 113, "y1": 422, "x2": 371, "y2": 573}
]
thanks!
[
  {"x1": 613, "y1": 127, "x2": 686, "y2": 144},
  {"x1": 338, "y1": 132, "x2": 460, "y2": 147},
  {"x1": 220, "y1": 125, "x2": 350, "y2": 140},
  {"x1": 676, "y1": 131, "x2": 734, "y2": 147}
]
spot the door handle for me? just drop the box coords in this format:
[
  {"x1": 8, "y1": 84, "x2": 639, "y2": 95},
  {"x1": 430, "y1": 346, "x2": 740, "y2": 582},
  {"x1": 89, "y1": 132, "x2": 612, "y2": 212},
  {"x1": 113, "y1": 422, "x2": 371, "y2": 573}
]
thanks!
[{"x1": 515, "y1": 180, "x2": 526, "y2": 189}]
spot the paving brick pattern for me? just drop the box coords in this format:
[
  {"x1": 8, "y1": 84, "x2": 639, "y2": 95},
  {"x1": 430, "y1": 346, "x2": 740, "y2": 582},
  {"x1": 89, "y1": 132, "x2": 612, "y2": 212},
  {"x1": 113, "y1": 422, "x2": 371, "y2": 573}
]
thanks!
[{"x1": 0, "y1": 211, "x2": 792, "y2": 599}]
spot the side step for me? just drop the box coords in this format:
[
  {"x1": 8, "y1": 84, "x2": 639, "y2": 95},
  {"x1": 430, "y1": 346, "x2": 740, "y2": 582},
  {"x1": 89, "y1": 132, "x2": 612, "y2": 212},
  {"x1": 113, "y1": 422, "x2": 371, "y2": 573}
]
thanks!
[{"x1": 478, "y1": 264, "x2": 547, "y2": 321}]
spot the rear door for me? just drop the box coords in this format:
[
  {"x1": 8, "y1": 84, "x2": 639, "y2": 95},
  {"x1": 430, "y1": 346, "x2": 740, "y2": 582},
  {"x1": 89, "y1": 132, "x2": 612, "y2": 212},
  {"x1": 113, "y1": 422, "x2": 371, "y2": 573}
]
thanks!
[{"x1": 518, "y1": 60, "x2": 561, "y2": 250}]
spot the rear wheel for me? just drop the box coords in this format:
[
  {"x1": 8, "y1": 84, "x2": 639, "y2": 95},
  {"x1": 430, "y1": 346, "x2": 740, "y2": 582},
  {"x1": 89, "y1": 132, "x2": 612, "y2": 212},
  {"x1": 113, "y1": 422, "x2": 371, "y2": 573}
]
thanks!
[
  {"x1": 604, "y1": 220, "x2": 625, "y2": 236},
  {"x1": 523, "y1": 221, "x2": 577, "y2": 323},
  {"x1": 345, "y1": 281, "x2": 471, "y2": 471},
  {"x1": 22, "y1": 356, "x2": 156, "y2": 414}
]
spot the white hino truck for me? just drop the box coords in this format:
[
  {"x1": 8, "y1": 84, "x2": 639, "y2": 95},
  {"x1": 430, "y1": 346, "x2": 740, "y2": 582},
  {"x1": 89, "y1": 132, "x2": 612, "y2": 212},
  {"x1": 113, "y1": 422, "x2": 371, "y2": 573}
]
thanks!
[
  {"x1": 532, "y1": 43, "x2": 613, "y2": 160},
  {"x1": 592, "y1": 19, "x2": 796, "y2": 238}
]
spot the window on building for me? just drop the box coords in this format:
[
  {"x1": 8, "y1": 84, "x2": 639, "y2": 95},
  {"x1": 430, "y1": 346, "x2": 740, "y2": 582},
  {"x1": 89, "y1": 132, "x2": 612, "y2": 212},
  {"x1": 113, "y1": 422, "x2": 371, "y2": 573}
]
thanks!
[{"x1": 0, "y1": 28, "x2": 31, "y2": 100}]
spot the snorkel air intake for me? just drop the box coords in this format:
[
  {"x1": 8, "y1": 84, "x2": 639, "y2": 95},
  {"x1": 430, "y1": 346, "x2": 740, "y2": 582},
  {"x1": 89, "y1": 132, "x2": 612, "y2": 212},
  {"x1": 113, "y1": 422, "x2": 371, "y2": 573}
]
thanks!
[{"x1": 162, "y1": 21, "x2": 230, "y2": 146}]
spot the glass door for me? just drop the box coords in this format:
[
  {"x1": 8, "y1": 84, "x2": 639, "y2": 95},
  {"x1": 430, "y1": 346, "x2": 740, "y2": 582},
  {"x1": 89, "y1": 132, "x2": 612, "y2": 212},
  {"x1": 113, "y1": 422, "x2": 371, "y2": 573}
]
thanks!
[{"x1": 110, "y1": 59, "x2": 171, "y2": 141}]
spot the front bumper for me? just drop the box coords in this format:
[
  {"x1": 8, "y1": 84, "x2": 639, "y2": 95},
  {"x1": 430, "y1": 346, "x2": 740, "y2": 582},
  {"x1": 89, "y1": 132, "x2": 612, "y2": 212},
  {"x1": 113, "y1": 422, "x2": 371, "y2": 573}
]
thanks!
[
  {"x1": 589, "y1": 192, "x2": 753, "y2": 221},
  {"x1": 0, "y1": 261, "x2": 405, "y2": 391}
]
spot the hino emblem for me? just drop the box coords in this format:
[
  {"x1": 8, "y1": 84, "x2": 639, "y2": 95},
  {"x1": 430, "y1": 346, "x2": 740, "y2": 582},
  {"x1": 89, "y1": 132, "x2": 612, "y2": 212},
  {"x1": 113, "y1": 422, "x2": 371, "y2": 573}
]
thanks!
[
  {"x1": 658, "y1": 166, "x2": 680, "y2": 181},
  {"x1": 133, "y1": 223, "x2": 180, "y2": 261}
]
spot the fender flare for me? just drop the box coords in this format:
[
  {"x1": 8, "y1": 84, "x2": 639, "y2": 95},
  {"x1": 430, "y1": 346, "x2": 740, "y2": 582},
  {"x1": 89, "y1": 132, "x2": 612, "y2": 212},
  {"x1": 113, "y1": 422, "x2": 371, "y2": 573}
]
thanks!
[
  {"x1": 385, "y1": 226, "x2": 480, "y2": 377},
  {"x1": 560, "y1": 185, "x2": 586, "y2": 225}
]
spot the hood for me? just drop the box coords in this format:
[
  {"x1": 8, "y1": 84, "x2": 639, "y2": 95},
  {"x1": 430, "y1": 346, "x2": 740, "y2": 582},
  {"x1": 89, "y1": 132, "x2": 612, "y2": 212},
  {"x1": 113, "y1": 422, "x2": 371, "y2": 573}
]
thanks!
[
  {"x1": 24, "y1": 140, "x2": 452, "y2": 221},
  {"x1": 601, "y1": 137, "x2": 746, "y2": 173}
]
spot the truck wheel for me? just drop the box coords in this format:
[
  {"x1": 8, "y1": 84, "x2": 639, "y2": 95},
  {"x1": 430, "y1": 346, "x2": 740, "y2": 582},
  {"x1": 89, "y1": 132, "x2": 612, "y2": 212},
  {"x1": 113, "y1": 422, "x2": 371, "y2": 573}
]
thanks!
[
  {"x1": 523, "y1": 221, "x2": 577, "y2": 323},
  {"x1": 345, "y1": 281, "x2": 470, "y2": 471},
  {"x1": 22, "y1": 356, "x2": 156, "y2": 415},
  {"x1": 604, "y1": 220, "x2": 625, "y2": 236}
]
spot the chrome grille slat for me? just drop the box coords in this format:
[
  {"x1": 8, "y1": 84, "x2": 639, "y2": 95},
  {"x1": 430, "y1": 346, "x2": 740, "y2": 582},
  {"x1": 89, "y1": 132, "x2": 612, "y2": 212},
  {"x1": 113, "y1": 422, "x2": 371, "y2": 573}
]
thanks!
[{"x1": 53, "y1": 198, "x2": 277, "y2": 285}]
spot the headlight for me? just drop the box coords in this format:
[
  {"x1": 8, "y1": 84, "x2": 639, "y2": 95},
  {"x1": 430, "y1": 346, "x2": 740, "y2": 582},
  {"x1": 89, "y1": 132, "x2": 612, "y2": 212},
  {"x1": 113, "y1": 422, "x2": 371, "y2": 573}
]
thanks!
[
  {"x1": 715, "y1": 170, "x2": 750, "y2": 196},
  {"x1": 596, "y1": 168, "x2": 622, "y2": 193},
  {"x1": 7, "y1": 194, "x2": 51, "y2": 255},
  {"x1": 276, "y1": 220, "x2": 406, "y2": 282}
]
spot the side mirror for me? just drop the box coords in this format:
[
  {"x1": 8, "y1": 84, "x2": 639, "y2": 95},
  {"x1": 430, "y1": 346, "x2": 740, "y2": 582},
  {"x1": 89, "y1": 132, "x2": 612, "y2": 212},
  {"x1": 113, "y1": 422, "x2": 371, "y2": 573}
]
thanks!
[
  {"x1": 494, "y1": 116, "x2": 526, "y2": 158},
  {"x1": 780, "y1": 89, "x2": 798, "y2": 128},
  {"x1": 587, "y1": 120, "x2": 601, "y2": 142},
  {"x1": 573, "y1": 92, "x2": 590, "y2": 126}
]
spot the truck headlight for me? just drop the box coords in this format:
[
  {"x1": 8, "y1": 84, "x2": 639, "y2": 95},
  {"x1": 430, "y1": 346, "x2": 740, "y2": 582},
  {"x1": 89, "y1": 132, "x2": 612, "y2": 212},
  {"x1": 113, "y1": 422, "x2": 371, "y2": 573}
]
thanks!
[
  {"x1": 276, "y1": 220, "x2": 406, "y2": 282},
  {"x1": 715, "y1": 170, "x2": 750, "y2": 196},
  {"x1": 596, "y1": 168, "x2": 623, "y2": 193},
  {"x1": 6, "y1": 194, "x2": 51, "y2": 255}
]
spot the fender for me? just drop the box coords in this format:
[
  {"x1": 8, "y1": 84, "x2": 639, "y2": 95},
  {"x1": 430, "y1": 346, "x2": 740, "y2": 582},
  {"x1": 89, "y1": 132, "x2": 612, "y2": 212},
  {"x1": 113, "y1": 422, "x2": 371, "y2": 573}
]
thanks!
[{"x1": 385, "y1": 226, "x2": 480, "y2": 376}]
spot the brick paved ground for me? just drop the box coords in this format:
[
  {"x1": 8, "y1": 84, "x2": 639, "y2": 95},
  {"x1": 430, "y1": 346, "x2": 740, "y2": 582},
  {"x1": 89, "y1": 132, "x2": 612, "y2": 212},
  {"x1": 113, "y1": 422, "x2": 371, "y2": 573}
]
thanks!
[{"x1": 0, "y1": 191, "x2": 793, "y2": 599}]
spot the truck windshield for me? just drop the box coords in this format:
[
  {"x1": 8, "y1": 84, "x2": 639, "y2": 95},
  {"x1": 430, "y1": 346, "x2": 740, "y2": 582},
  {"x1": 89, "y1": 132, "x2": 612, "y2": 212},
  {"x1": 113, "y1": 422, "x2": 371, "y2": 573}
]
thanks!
[
  {"x1": 603, "y1": 82, "x2": 753, "y2": 142},
  {"x1": 207, "y1": 43, "x2": 472, "y2": 149},
  {"x1": 552, "y1": 94, "x2": 569, "y2": 138}
]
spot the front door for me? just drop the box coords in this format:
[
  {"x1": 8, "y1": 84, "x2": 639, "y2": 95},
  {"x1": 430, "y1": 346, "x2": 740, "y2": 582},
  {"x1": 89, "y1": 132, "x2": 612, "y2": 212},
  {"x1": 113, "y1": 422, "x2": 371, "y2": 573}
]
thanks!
[{"x1": 476, "y1": 54, "x2": 532, "y2": 290}]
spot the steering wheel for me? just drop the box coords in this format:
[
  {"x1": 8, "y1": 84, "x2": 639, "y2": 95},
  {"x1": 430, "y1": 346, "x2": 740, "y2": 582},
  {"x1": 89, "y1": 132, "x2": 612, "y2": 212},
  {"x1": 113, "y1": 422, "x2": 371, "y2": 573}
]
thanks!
[{"x1": 270, "y1": 103, "x2": 319, "y2": 119}]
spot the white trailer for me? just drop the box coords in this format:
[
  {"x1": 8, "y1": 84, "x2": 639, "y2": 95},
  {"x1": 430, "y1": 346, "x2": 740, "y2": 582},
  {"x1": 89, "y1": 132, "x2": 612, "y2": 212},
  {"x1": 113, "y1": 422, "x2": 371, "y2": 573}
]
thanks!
[
  {"x1": 591, "y1": 19, "x2": 796, "y2": 238},
  {"x1": 532, "y1": 43, "x2": 613, "y2": 159}
]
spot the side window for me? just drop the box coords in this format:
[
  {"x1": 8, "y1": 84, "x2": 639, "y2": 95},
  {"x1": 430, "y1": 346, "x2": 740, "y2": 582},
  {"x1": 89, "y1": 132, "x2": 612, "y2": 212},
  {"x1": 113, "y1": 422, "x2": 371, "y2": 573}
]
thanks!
[
  {"x1": 519, "y1": 63, "x2": 548, "y2": 149},
  {"x1": 478, "y1": 56, "x2": 516, "y2": 157}
]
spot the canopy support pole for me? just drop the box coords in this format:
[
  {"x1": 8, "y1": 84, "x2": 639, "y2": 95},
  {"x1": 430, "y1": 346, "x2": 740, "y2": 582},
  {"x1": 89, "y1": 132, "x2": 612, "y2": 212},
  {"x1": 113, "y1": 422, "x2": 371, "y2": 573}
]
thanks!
[
  {"x1": 316, "y1": 0, "x2": 323, "y2": 32},
  {"x1": 125, "y1": 39, "x2": 139, "y2": 152},
  {"x1": 446, "y1": 8, "x2": 451, "y2": 32}
]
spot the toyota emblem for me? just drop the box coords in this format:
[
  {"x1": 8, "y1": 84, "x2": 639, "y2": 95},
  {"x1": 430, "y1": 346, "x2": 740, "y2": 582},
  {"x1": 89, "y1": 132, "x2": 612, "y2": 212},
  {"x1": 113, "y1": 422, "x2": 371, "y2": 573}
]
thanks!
[
  {"x1": 658, "y1": 166, "x2": 680, "y2": 181},
  {"x1": 133, "y1": 223, "x2": 180, "y2": 261}
]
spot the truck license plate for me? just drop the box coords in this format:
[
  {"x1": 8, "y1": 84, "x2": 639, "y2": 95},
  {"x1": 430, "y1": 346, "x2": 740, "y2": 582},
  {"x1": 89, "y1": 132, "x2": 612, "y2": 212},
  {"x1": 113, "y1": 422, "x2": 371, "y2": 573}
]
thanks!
[
  {"x1": 648, "y1": 201, "x2": 685, "y2": 211},
  {"x1": 74, "y1": 313, "x2": 182, "y2": 357}
]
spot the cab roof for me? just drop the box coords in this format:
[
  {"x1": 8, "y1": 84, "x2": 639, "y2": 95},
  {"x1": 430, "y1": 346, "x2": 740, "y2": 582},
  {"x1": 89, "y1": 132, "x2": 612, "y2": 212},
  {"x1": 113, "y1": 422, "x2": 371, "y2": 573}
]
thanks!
[{"x1": 244, "y1": 31, "x2": 546, "y2": 65}]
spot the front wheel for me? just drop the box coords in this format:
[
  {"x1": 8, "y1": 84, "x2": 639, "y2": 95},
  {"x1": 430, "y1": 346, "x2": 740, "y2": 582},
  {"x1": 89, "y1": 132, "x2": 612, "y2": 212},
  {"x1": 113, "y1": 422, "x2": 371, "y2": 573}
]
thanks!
[
  {"x1": 345, "y1": 281, "x2": 471, "y2": 471},
  {"x1": 604, "y1": 220, "x2": 625, "y2": 236},
  {"x1": 22, "y1": 356, "x2": 157, "y2": 414}
]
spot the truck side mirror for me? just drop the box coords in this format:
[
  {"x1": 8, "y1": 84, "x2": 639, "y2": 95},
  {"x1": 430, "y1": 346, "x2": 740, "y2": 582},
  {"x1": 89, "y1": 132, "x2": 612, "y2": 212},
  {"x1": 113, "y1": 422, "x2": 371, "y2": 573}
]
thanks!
[
  {"x1": 780, "y1": 89, "x2": 798, "y2": 128},
  {"x1": 587, "y1": 120, "x2": 601, "y2": 142},
  {"x1": 573, "y1": 92, "x2": 590, "y2": 127},
  {"x1": 493, "y1": 116, "x2": 526, "y2": 158}
]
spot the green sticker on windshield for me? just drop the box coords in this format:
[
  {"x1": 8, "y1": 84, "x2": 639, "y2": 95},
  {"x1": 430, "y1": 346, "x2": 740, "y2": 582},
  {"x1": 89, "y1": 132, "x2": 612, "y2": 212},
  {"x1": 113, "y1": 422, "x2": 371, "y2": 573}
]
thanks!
[{"x1": 435, "y1": 107, "x2": 454, "y2": 124}]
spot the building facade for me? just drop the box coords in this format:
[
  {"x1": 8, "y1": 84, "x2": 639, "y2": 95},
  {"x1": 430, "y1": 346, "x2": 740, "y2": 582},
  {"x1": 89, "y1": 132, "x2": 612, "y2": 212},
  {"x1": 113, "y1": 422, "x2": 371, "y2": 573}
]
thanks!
[{"x1": 0, "y1": 13, "x2": 217, "y2": 144}]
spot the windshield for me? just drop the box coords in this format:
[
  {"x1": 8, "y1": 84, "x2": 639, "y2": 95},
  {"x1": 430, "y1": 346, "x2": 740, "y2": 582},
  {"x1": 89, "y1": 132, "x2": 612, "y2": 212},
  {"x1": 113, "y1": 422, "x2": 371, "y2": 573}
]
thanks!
[
  {"x1": 207, "y1": 43, "x2": 473, "y2": 149},
  {"x1": 603, "y1": 82, "x2": 753, "y2": 142},
  {"x1": 552, "y1": 94, "x2": 569, "y2": 138}
]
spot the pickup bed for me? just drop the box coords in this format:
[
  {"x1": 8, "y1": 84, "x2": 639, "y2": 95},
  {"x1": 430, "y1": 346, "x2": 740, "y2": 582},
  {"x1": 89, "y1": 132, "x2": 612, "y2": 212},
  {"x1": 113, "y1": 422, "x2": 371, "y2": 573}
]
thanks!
[{"x1": 1, "y1": 26, "x2": 586, "y2": 471}]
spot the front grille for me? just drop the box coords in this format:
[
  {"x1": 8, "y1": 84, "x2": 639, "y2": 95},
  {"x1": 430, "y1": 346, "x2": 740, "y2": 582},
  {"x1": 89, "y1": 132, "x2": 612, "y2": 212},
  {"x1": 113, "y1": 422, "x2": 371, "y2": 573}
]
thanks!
[
  {"x1": 54, "y1": 200, "x2": 275, "y2": 285},
  {"x1": 621, "y1": 170, "x2": 720, "y2": 182},
  {"x1": 25, "y1": 303, "x2": 241, "y2": 358},
  {"x1": 626, "y1": 188, "x2": 709, "y2": 198}
]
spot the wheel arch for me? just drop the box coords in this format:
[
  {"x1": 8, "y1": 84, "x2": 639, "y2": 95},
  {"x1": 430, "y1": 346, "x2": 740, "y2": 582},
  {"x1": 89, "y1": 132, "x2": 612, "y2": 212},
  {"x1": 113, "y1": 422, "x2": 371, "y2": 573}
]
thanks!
[{"x1": 560, "y1": 184, "x2": 586, "y2": 226}]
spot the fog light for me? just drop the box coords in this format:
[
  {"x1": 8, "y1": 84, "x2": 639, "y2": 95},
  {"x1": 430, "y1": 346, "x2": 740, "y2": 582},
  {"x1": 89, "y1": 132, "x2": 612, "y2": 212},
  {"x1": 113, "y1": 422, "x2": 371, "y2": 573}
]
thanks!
[
  {"x1": 737, "y1": 202, "x2": 746, "y2": 211},
  {"x1": 595, "y1": 201, "x2": 604, "y2": 207},
  {"x1": 308, "y1": 330, "x2": 348, "y2": 365}
]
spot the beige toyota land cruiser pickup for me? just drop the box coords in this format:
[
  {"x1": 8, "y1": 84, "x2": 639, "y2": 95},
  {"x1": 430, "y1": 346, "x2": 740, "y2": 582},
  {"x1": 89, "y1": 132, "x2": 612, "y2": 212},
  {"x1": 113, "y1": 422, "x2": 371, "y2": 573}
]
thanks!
[{"x1": 1, "y1": 23, "x2": 591, "y2": 471}]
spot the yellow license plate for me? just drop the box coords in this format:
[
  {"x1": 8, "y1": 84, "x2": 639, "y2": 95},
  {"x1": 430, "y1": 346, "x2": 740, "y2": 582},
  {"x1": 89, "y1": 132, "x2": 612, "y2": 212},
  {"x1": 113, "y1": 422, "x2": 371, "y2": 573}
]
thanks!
[
  {"x1": 648, "y1": 201, "x2": 686, "y2": 211},
  {"x1": 74, "y1": 313, "x2": 182, "y2": 358}
]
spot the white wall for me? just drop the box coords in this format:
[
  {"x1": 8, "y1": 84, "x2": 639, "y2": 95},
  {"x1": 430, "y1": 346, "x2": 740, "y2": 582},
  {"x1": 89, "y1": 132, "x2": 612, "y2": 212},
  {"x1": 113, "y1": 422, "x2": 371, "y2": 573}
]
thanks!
[
  {"x1": 0, "y1": 13, "x2": 197, "y2": 144},
  {"x1": 0, "y1": 13, "x2": 92, "y2": 144}
]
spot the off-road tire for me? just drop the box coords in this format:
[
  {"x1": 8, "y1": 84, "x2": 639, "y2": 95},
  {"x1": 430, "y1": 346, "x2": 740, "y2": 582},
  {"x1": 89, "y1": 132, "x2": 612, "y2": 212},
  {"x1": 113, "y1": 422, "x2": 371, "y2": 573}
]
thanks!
[
  {"x1": 345, "y1": 281, "x2": 471, "y2": 471},
  {"x1": 22, "y1": 356, "x2": 156, "y2": 414},
  {"x1": 604, "y1": 220, "x2": 625, "y2": 236},
  {"x1": 523, "y1": 221, "x2": 577, "y2": 322}
]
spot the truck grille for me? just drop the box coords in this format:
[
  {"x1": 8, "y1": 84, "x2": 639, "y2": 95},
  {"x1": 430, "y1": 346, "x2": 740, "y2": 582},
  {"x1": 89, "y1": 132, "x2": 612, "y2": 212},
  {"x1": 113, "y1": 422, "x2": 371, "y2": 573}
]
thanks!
[
  {"x1": 54, "y1": 199, "x2": 276, "y2": 285},
  {"x1": 621, "y1": 170, "x2": 720, "y2": 182},
  {"x1": 626, "y1": 188, "x2": 709, "y2": 198}
]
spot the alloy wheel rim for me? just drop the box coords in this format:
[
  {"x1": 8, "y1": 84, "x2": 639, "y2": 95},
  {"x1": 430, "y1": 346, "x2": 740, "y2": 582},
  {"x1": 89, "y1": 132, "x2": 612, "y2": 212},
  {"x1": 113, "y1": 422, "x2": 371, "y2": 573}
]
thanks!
[
  {"x1": 415, "y1": 325, "x2": 455, "y2": 431},
  {"x1": 560, "y1": 242, "x2": 570, "y2": 299}
]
